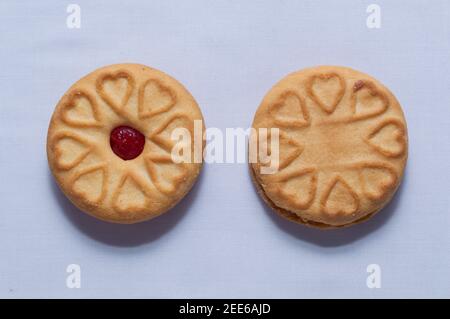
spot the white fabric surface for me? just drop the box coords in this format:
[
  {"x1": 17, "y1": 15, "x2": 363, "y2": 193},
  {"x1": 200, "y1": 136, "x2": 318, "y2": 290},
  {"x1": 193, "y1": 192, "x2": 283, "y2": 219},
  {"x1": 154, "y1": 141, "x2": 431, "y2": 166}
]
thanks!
[{"x1": 0, "y1": 0, "x2": 449, "y2": 298}]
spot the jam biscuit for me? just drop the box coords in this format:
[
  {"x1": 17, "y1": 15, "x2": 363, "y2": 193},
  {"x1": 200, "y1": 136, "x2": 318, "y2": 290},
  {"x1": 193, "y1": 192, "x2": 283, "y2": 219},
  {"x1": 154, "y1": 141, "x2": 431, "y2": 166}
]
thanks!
[
  {"x1": 47, "y1": 64, "x2": 205, "y2": 223},
  {"x1": 250, "y1": 66, "x2": 407, "y2": 228}
]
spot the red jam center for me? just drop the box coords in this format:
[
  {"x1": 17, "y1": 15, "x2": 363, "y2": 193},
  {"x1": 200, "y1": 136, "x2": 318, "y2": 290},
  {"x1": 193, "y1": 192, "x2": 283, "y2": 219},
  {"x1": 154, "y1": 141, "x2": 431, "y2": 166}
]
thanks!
[{"x1": 110, "y1": 126, "x2": 145, "y2": 160}]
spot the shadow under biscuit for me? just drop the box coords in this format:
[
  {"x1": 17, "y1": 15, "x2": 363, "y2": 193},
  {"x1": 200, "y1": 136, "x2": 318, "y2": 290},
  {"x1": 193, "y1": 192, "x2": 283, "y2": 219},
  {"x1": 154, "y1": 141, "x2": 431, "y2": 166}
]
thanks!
[
  {"x1": 250, "y1": 165, "x2": 408, "y2": 247},
  {"x1": 48, "y1": 166, "x2": 205, "y2": 247}
]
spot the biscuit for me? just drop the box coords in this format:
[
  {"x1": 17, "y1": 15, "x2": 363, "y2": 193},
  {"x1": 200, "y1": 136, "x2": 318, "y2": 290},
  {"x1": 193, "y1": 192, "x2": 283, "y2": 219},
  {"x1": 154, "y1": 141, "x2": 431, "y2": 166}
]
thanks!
[
  {"x1": 250, "y1": 66, "x2": 407, "y2": 228},
  {"x1": 47, "y1": 64, "x2": 204, "y2": 224}
]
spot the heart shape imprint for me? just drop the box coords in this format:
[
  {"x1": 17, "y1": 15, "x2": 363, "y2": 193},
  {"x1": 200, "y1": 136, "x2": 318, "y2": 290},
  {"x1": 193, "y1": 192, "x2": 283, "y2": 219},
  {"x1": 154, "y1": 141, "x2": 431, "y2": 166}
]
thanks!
[
  {"x1": 359, "y1": 162, "x2": 398, "y2": 201},
  {"x1": 53, "y1": 132, "x2": 92, "y2": 170},
  {"x1": 61, "y1": 90, "x2": 102, "y2": 127},
  {"x1": 268, "y1": 91, "x2": 310, "y2": 127},
  {"x1": 257, "y1": 130, "x2": 303, "y2": 172},
  {"x1": 150, "y1": 114, "x2": 194, "y2": 153},
  {"x1": 138, "y1": 79, "x2": 176, "y2": 119},
  {"x1": 71, "y1": 163, "x2": 108, "y2": 204},
  {"x1": 307, "y1": 73, "x2": 346, "y2": 114},
  {"x1": 96, "y1": 71, "x2": 135, "y2": 114},
  {"x1": 350, "y1": 80, "x2": 388, "y2": 121},
  {"x1": 321, "y1": 176, "x2": 360, "y2": 216},
  {"x1": 267, "y1": 168, "x2": 317, "y2": 210},
  {"x1": 111, "y1": 172, "x2": 150, "y2": 214},
  {"x1": 145, "y1": 153, "x2": 188, "y2": 195},
  {"x1": 366, "y1": 119, "x2": 407, "y2": 158}
]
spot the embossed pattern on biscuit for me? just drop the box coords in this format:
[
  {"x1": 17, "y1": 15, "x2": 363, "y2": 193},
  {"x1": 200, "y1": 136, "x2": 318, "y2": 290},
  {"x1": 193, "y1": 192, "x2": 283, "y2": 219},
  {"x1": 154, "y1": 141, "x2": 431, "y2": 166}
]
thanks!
[
  {"x1": 139, "y1": 79, "x2": 177, "y2": 118},
  {"x1": 252, "y1": 66, "x2": 407, "y2": 227},
  {"x1": 47, "y1": 64, "x2": 204, "y2": 223},
  {"x1": 60, "y1": 91, "x2": 102, "y2": 127}
]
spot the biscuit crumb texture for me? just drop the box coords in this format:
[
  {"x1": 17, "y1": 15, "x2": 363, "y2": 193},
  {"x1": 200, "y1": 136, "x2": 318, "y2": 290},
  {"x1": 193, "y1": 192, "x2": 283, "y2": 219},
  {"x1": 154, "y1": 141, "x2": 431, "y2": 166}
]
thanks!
[
  {"x1": 251, "y1": 66, "x2": 407, "y2": 228},
  {"x1": 47, "y1": 64, "x2": 204, "y2": 223}
]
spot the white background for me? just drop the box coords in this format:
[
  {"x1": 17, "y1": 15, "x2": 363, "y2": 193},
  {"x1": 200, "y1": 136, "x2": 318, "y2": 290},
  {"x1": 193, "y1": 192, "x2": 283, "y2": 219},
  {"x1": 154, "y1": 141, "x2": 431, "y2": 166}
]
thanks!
[{"x1": 0, "y1": 0, "x2": 449, "y2": 298}]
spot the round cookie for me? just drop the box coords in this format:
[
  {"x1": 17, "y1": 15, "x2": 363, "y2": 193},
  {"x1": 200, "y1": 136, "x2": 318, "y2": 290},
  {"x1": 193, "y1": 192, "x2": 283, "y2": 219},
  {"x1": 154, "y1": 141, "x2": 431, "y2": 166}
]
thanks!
[
  {"x1": 250, "y1": 66, "x2": 408, "y2": 228},
  {"x1": 47, "y1": 64, "x2": 204, "y2": 224}
]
